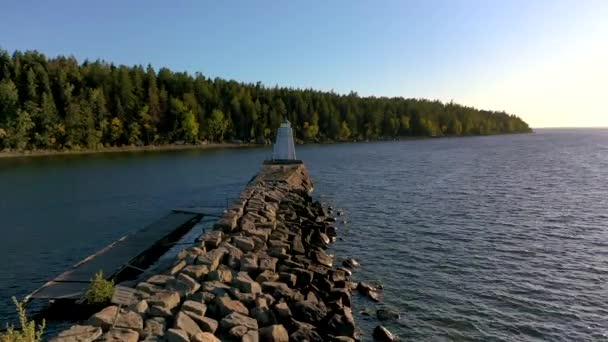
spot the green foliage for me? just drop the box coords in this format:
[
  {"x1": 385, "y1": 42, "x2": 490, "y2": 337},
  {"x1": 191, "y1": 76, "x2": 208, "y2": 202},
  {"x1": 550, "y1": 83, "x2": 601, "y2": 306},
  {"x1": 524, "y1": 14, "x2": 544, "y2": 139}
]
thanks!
[
  {"x1": 208, "y1": 109, "x2": 228, "y2": 142},
  {"x1": 110, "y1": 117, "x2": 124, "y2": 144},
  {"x1": 0, "y1": 297, "x2": 45, "y2": 342},
  {"x1": 85, "y1": 271, "x2": 114, "y2": 305},
  {"x1": 0, "y1": 49, "x2": 532, "y2": 151},
  {"x1": 339, "y1": 121, "x2": 351, "y2": 141}
]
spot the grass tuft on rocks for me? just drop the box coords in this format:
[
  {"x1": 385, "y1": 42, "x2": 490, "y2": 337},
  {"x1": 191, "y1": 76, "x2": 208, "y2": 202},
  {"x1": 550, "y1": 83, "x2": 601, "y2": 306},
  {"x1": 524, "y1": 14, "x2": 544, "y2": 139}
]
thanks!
[
  {"x1": 0, "y1": 297, "x2": 45, "y2": 342},
  {"x1": 85, "y1": 271, "x2": 115, "y2": 305}
]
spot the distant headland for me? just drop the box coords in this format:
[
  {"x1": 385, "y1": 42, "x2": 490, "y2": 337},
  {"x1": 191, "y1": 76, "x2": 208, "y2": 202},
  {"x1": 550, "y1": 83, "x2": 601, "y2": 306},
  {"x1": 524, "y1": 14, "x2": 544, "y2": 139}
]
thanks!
[{"x1": 0, "y1": 49, "x2": 532, "y2": 155}]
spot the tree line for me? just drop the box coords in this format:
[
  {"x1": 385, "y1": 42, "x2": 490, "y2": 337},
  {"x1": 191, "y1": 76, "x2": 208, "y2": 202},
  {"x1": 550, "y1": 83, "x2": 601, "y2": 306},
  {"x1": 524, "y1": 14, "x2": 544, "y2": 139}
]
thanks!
[{"x1": 0, "y1": 49, "x2": 531, "y2": 151}]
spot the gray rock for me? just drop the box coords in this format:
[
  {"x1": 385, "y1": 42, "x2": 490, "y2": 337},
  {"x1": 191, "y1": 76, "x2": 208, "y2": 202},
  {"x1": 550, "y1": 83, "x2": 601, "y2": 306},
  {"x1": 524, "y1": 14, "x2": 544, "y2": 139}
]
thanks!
[
  {"x1": 259, "y1": 256, "x2": 278, "y2": 272},
  {"x1": 165, "y1": 328, "x2": 189, "y2": 342},
  {"x1": 168, "y1": 260, "x2": 187, "y2": 275},
  {"x1": 330, "y1": 288, "x2": 352, "y2": 307},
  {"x1": 174, "y1": 273, "x2": 201, "y2": 296},
  {"x1": 220, "y1": 311, "x2": 258, "y2": 331},
  {"x1": 192, "y1": 332, "x2": 221, "y2": 342},
  {"x1": 228, "y1": 325, "x2": 249, "y2": 338},
  {"x1": 174, "y1": 311, "x2": 203, "y2": 339},
  {"x1": 98, "y1": 328, "x2": 139, "y2": 342},
  {"x1": 259, "y1": 324, "x2": 289, "y2": 342},
  {"x1": 373, "y1": 325, "x2": 396, "y2": 341},
  {"x1": 290, "y1": 327, "x2": 323, "y2": 342},
  {"x1": 189, "y1": 291, "x2": 215, "y2": 304},
  {"x1": 202, "y1": 230, "x2": 223, "y2": 249},
  {"x1": 148, "y1": 305, "x2": 172, "y2": 317},
  {"x1": 273, "y1": 302, "x2": 291, "y2": 323},
  {"x1": 342, "y1": 258, "x2": 360, "y2": 269},
  {"x1": 293, "y1": 299, "x2": 328, "y2": 324},
  {"x1": 148, "y1": 291, "x2": 181, "y2": 310},
  {"x1": 292, "y1": 268, "x2": 313, "y2": 287},
  {"x1": 251, "y1": 305, "x2": 276, "y2": 327},
  {"x1": 233, "y1": 236, "x2": 255, "y2": 252},
  {"x1": 326, "y1": 308, "x2": 356, "y2": 337},
  {"x1": 207, "y1": 269, "x2": 233, "y2": 283},
  {"x1": 133, "y1": 300, "x2": 149, "y2": 315},
  {"x1": 377, "y1": 308, "x2": 400, "y2": 321},
  {"x1": 182, "y1": 300, "x2": 207, "y2": 316},
  {"x1": 143, "y1": 317, "x2": 166, "y2": 337},
  {"x1": 240, "y1": 256, "x2": 259, "y2": 273},
  {"x1": 256, "y1": 270, "x2": 279, "y2": 283},
  {"x1": 242, "y1": 330, "x2": 260, "y2": 342},
  {"x1": 185, "y1": 313, "x2": 218, "y2": 333},
  {"x1": 278, "y1": 273, "x2": 297, "y2": 287},
  {"x1": 49, "y1": 325, "x2": 102, "y2": 342},
  {"x1": 147, "y1": 275, "x2": 175, "y2": 286},
  {"x1": 182, "y1": 265, "x2": 210, "y2": 280},
  {"x1": 313, "y1": 250, "x2": 333, "y2": 267},
  {"x1": 136, "y1": 282, "x2": 164, "y2": 295},
  {"x1": 211, "y1": 295, "x2": 249, "y2": 317},
  {"x1": 291, "y1": 235, "x2": 306, "y2": 255},
  {"x1": 201, "y1": 280, "x2": 231, "y2": 297},
  {"x1": 232, "y1": 272, "x2": 262, "y2": 294},
  {"x1": 87, "y1": 306, "x2": 143, "y2": 333}
]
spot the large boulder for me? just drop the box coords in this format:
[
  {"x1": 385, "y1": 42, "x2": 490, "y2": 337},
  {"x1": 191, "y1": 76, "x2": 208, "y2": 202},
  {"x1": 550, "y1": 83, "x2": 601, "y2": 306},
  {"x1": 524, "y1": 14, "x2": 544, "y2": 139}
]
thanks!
[
  {"x1": 174, "y1": 272, "x2": 201, "y2": 296},
  {"x1": 201, "y1": 280, "x2": 231, "y2": 297},
  {"x1": 148, "y1": 305, "x2": 172, "y2": 317},
  {"x1": 259, "y1": 256, "x2": 278, "y2": 272},
  {"x1": 377, "y1": 308, "x2": 400, "y2": 321},
  {"x1": 207, "y1": 269, "x2": 233, "y2": 283},
  {"x1": 290, "y1": 327, "x2": 323, "y2": 342},
  {"x1": 174, "y1": 311, "x2": 203, "y2": 339},
  {"x1": 233, "y1": 236, "x2": 255, "y2": 252},
  {"x1": 182, "y1": 300, "x2": 207, "y2": 316},
  {"x1": 259, "y1": 324, "x2": 289, "y2": 342},
  {"x1": 251, "y1": 305, "x2": 276, "y2": 327},
  {"x1": 240, "y1": 256, "x2": 259, "y2": 273},
  {"x1": 232, "y1": 272, "x2": 262, "y2": 294},
  {"x1": 312, "y1": 250, "x2": 333, "y2": 267},
  {"x1": 147, "y1": 291, "x2": 181, "y2": 310},
  {"x1": 220, "y1": 311, "x2": 258, "y2": 331},
  {"x1": 50, "y1": 325, "x2": 102, "y2": 342},
  {"x1": 185, "y1": 313, "x2": 218, "y2": 333},
  {"x1": 193, "y1": 332, "x2": 221, "y2": 342},
  {"x1": 256, "y1": 270, "x2": 279, "y2": 283},
  {"x1": 143, "y1": 317, "x2": 166, "y2": 338},
  {"x1": 293, "y1": 300, "x2": 328, "y2": 324},
  {"x1": 87, "y1": 306, "x2": 143, "y2": 333},
  {"x1": 182, "y1": 265, "x2": 210, "y2": 280},
  {"x1": 98, "y1": 328, "x2": 139, "y2": 342},
  {"x1": 165, "y1": 328, "x2": 189, "y2": 342},
  {"x1": 325, "y1": 308, "x2": 356, "y2": 337},
  {"x1": 373, "y1": 325, "x2": 396, "y2": 341},
  {"x1": 210, "y1": 295, "x2": 249, "y2": 317},
  {"x1": 147, "y1": 275, "x2": 175, "y2": 287}
]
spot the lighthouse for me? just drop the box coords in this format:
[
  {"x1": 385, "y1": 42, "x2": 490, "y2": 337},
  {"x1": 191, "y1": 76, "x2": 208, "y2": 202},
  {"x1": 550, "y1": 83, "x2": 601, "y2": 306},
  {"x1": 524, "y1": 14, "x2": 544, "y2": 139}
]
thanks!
[{"x1": 271, "y1": 120, "x2": 299, "y2": 163}]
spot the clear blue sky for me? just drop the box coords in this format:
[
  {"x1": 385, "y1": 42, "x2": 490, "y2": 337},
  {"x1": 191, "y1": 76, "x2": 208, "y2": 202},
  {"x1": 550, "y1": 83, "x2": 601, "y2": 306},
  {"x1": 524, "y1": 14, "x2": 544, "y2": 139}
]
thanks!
[{"x1": 1, "y1": 0, "x2": 606, "y2": 127}]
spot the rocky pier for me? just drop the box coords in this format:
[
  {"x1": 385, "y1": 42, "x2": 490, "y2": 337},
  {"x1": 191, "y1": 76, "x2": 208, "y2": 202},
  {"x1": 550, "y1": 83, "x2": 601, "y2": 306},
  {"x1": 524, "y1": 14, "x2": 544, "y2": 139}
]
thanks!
[{"x1": 51, "y1": 162, "x2": 364, "y2": 342}]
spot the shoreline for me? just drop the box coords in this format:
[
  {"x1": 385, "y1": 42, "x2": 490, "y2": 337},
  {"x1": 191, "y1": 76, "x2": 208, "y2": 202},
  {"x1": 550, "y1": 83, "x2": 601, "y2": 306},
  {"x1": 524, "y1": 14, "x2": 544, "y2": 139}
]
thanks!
[
  {"x1": 0, "y1": 143, "x2": 260, "y2": 159},
  {"x1": 0, "y1": 131, "x2": 533, "y2": 159}
]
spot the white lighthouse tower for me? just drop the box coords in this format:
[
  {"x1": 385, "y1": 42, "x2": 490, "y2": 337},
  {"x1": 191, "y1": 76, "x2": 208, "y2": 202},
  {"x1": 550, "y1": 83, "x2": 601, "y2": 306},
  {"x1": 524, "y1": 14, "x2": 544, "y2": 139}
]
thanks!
[{"x1": 271, "y1": 120, "x2": 298, "y2": 162}]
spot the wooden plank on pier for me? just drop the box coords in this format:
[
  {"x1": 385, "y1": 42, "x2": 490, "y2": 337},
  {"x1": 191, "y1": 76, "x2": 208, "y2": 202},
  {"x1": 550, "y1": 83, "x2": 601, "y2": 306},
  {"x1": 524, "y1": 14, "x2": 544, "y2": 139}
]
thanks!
[{"x1": 27, "y1": 212, "x2": 199, "y2": 301}]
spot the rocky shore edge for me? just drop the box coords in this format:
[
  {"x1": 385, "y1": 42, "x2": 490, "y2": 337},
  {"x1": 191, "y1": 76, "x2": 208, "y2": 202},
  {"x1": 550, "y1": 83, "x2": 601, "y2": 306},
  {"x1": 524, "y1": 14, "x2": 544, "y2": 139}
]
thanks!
[{"x1": 50, "y1": 163, "x2": 394, "y2": 342}]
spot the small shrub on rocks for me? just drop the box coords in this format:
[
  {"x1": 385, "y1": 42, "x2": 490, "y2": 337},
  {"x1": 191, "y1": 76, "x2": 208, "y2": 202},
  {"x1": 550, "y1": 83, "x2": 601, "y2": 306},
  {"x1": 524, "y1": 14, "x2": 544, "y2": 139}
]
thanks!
[
  {"x1": 0, "y1": 297, "x2": 45, "y2": 342},
  {"x1": 85, "y1": 271, "x2": 114, "y2": 305}
]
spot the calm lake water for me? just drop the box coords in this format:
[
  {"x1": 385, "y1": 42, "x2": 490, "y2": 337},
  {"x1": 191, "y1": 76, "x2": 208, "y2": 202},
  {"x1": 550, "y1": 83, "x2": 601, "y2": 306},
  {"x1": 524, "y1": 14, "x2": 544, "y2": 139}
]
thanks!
[{"x1": 1, "y1": 129, "x2": 608, "y2": 341}]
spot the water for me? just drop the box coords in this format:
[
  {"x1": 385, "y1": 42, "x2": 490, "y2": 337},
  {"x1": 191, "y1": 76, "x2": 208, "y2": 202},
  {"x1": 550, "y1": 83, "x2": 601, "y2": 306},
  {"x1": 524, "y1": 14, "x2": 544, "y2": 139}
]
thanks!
[{"x1": 1, "y1": 129, "x2": 608, "y2": 341}]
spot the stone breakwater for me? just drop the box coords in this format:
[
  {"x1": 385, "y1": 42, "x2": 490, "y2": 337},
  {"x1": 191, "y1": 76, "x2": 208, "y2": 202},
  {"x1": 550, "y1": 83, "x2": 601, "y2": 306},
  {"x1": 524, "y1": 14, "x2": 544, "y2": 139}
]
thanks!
[{"x1": 51, "y1": 163, "x2": 366, "y2": 342}]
